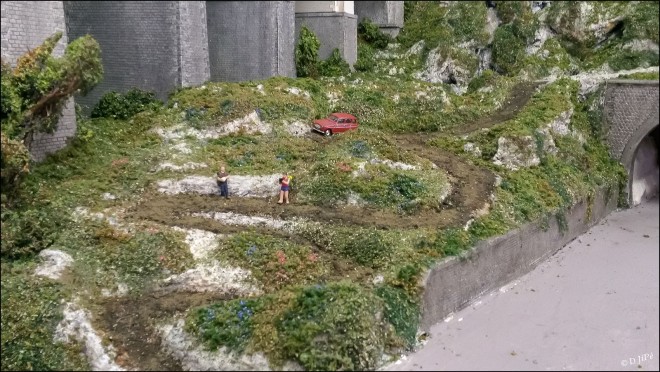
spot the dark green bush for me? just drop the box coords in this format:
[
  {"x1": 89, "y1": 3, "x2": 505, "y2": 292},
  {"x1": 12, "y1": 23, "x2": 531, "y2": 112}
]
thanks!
[
  {"x1": 358, "y1": 18, "x2": 392, "y2": 49},
  {"x1": 1, "y1": 268, "x2": 88, "y2": 371},
  {"x1": 91, "y1": 88, "x2": 161, "y2": 120},
  {"x1": 608, "y1": 50, "x2": 659, "y2": 71},
  {"x1": 277, "y1": 282, "x2": 388, "y2": 371},
  {"x1": 375, "y1": 285, "x2": 420, "y2": 349},
  {"x1": 187, "y1": 298, "x2": 264, "y2": 353},
  {"x1": 318, "y1": 49, "x2": 351, "y2": 77},
  {"x1": 355, "y1": 41, "x2": 377, "y2": 72},
  {"x1": 339, "y1": 229, "x2": 392, "y2": 267},
  {"x1": 296, "y1": 26, "x2": 321, "y2": 78},
  {"x1": 1, "y1": 203, "x2": 66, "y2": 259}
]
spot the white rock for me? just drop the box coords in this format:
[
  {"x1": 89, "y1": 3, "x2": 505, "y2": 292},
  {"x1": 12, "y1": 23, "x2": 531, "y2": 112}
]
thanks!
[
  {"x1": 547, "y1": 108, "x2": 574, "y2": 136},
  {"x1": 492, "y1": 136, "x2": 541, "y2": 171},
  {"x1": 156, "y1": 174, "x2": 282, "y2": 197},
  {"x1": 155, "y1": 111, "x2": 272, "y2": 142},
  {"x1": 54, "y1": 301, "x2": 124, "y2": 371},
  {"x1": 485, "y1": 8, "x2": 500, "y2": 44},
  {"x1": 158, "y1": 318, "x2": 272, "y2": 371},
  {"x1": 463, "y1": 142, "x2": 482, "y2": 157},
  {"x1": 283, "y1": 120, "x2": 311, "y2": 137},
  {"x1": 154, "y1": 162, "x2": 208, "y2": 172},
  {"x1": 102, "y1": 193, "x2": 117, "y2": 201},
  {"x1": 101, "y1": 283, "x2": 129, "y2": 298},
  {"x1": 34, "y1": 249, "x2": 74, "y2": 280},
  {"x1": 192, "y1": 211, "x2": 299, "y2": 232},
  {"x1": 414, "y1": 47, "x2": 471, "y2": 95},
  {"x1": 404, "y1": 41, "x2": 425, "y2": 57},
  {"x1": 623, "y1": 39, "x2": 660, "y2": 54},
  {"x1": 372, "y1": 275, "x2": 384, "y2": 285},
  {"x1": 171, "y1": 227, "x2": 222, "y2": 260},
  {"x1": 160, "y1": 261, "x2": 260, "y2": 295},
  {"x1": 526, "y1": 26, "x2": 555, "y2": 55},
  {"x1": 286, "y1": 87, "x2": 311, "y2": 99},
  {"x1": 351, "y1": 158, "x2": 419, "y2": 177}
]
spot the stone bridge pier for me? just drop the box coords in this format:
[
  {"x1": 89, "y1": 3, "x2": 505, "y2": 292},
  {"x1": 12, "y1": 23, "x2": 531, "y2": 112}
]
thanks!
[{"x1": 603, "y1": 79, "x2": 660, "y2": 206}]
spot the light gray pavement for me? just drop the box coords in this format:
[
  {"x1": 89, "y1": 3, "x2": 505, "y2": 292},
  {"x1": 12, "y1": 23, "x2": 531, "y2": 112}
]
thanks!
[{"x1": 386, "y1": 199, "x2": 659, "y2": 371}]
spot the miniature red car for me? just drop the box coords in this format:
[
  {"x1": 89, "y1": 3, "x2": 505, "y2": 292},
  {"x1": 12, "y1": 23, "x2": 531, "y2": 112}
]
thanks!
[{"x1": 311, "y1": 113, "x2": 358, "y2": 136}]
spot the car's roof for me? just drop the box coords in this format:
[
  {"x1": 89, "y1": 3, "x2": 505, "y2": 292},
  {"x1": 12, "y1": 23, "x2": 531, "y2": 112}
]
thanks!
[{"x1": 330, "y1": 112, "x2": 356, "y2": 119}]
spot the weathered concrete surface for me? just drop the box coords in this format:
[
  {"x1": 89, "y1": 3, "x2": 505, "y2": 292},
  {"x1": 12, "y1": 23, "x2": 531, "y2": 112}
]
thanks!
[
  {"x1": 354, "y1": 1, "x2": 404, "y2": 37},
  {"x1": 206, "y1": 1, "x2": 295, "y2": 82},
  {"x1": 387, "y1": 198, "x2": 659, "y2": 371},
  {"x1": 295, "y1": 12, "x2": 358, "y2": 65},
  {"x1": 420, "y1": 186, "x2": 619, "y2": 330}
]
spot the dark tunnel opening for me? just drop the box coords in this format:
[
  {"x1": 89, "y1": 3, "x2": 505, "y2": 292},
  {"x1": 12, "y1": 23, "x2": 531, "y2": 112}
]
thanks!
[{"x1": 631, "y1": 126, "x2": 660, "y2": 206}]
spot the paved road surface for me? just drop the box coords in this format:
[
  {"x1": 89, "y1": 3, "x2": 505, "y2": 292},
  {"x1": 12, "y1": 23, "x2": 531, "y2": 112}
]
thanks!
[{"x1": 386, "y1": 199, "x2": 659, "y2": 371}]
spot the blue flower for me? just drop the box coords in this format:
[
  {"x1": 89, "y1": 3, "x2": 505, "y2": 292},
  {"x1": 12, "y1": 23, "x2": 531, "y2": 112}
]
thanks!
[
  {"x1": 246, "y1": 245, "x2": 257, "y2": 256},
  {"x1": 238, "y1": 310, "x2": 244, "y2": 320}
]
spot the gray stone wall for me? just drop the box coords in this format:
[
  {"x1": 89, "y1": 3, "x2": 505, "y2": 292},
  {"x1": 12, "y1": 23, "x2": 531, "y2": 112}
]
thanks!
[
  {"x1": 64, "y1": 1, "x2": 204, "y2": 111},
  {"x1": 295, "y1": 12, "x2": 358, "y2": 65},
  {"x1": 354, "y1": 1, "x2": 404, "y2": 37},
  {"x1": 603, "y1": 79, "x2": 659, "y2": 204},
  {"x1": 178, "y1": 1, "x2": 210, "y2": 87},
  {"x1": 206, "y1": 1, "x2": 296, "y2": 82},
  {"x1": 1, "y1": 0, "x2": 76, "y2": 162},
  {"x1": 420, "y1": 185, "x2": 619, "y2": 330}
]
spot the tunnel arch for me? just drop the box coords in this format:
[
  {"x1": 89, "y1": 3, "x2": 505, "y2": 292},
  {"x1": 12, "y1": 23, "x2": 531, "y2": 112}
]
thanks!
[
  {"x1": 603, "y1": 79, "x2": 660, "y2": 206},
  {"x1": 628, "y1": 124, "x2": 660, "y2": 205}
]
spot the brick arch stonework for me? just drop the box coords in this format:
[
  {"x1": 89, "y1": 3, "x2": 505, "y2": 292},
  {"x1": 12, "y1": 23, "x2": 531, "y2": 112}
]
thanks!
[{"x1": 603, "y1": 79, "x2": 660, "y2": 205}]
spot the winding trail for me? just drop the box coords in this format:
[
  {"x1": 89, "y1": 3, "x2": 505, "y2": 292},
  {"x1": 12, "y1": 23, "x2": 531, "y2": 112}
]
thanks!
[{"x1": 131, "y1": 81, "x2": 539, "y2": 232}]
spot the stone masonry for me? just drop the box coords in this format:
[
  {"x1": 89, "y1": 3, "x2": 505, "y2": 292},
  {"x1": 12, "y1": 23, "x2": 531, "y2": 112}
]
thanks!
[
  {"x1": 603, "y1": 79, "x2": 659, "y2": 203},
  {"x1": 64, "y1": 1, "x2": 211, "y2": 112},
  {"x1": 1, "y1": 1, "x2": 76, "y2": 162},
  {"x1": 2, "y1": 1, "x2": 400, "y2": 161}
]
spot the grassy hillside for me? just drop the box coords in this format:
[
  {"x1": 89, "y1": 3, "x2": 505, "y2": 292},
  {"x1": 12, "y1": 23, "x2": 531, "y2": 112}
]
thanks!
[{"x1": 2, "y1": 1, "x2": 657, "y2": 371}]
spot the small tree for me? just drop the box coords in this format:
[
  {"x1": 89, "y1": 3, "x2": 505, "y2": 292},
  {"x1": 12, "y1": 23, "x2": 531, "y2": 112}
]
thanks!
[
  {"x1": 1, "y1": 32, "x2": 103, "y2": 198},
  {"x1": 295, "y1": 26, "x2": 321, "y2": 78}
]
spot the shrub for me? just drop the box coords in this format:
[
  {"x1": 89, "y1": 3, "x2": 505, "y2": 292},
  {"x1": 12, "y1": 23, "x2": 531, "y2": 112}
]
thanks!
[
  {"x1": 358, "y1": 18, "x2": 392, "y2": 49},
  {"x1": 354, "y1": 41, "x2": 377, "y2": 72},
  {"x1": 296, "y1": 26, "x2": 321, "y2": 78},
  {"x1": 276, "y1": 282, "x2": 389, "y2": 371},
  {"x1": 0, "y1": 202, "x2": 66, "y2": 259},
  {"x1": 187, "y1": 298, "x2": 265, "y2": 353},
  {"x1": 375, "y1": 285, "x2": 420, "y2": 349},
  {"x1": 339, "y1": 228, "x2": 392, "y2": 267},
  {"x1": 1, "y1": 268, "x2": 88, "y2": 371},
  {"x1": 318, "y1": 49, "x2": 351, "y2": 77},
  {"x1": 91, "y1": 88, "x2": 161, "y2": 120},
  {"x1": 0, "y1": 32, "x2": 102, "y2": 199}
]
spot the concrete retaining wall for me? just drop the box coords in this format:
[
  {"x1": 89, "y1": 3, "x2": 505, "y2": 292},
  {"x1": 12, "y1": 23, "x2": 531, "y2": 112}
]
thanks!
[{"x1": 420, "y1": 186, "x2": 619, "y2": 330}]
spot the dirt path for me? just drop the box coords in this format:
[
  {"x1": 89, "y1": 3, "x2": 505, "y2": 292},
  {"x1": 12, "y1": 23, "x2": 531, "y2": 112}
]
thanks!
[
  {"x1": 128, "y1": 82, "x2": 544, "y2": 233},
  {"x1": 97, "y1": 81, "x2": 540, "y2": 371},
  {"x1": 450, "y1": 81, "x2": 542, "y2": 135},
  {"x1": 97, "y1": 290, "x2": 232, "y2": 371}
]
